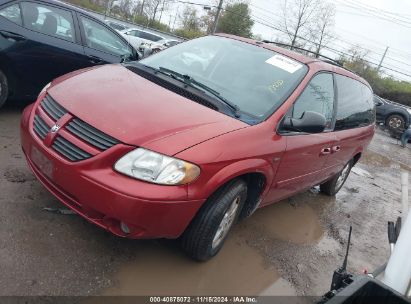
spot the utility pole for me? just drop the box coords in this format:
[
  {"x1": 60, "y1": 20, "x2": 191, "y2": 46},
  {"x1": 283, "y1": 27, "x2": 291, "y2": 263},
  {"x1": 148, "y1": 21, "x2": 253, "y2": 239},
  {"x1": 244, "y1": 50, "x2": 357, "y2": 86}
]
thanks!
[
  {"x1": 212, "y1": 0, "x2": 224, "y2": 34},
  {"x1": 377, "y1": 46, "x2": 389, "y2": 72}
]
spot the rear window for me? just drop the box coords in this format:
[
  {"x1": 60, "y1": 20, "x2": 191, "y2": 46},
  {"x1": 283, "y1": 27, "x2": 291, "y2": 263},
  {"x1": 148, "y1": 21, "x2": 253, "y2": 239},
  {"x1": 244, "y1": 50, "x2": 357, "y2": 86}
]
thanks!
[
  {"x1": 0, "y1": 4, "x2": 22, "y2": 25},
  {"x1": 139, "y1": 31, "x2": 163, "y2": 42},
  {"x1": 334, "y1": 74, "x2": 375, "y2": 130},
  {"x1": 108, "y1": 22, "x2": 127, "y2": 31}
]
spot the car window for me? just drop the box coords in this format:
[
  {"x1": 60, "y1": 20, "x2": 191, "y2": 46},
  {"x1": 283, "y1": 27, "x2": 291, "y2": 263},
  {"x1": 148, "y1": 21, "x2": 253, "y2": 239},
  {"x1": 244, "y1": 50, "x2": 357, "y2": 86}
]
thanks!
[
  {"x1": 80, "y1": 16, "x2": 133, "y2": 57},
  {"x1": 139, "y1": 31, "x2": 162, "y2": 42},
  {"x1": 335, "y1": 74, "x2": 375, "y2": 130},
  {"x1": 140, "y1": 36, "x2": 308, "y2": 120},
  {"x1": 292, "y1": 73, "x2": 335, "y2": 129},
  {"x1": 109, "y1": 22, "x2": 126, "y2": 31},
  {"x1": 21, "y1": 2, "x2": 75, "y2": 42},
  {"x1": 0, "y1": 3, "x2": 22, "y2": 25},
  {"x1": 127, "y1": 30, "x2": 141, "y2": 37}
]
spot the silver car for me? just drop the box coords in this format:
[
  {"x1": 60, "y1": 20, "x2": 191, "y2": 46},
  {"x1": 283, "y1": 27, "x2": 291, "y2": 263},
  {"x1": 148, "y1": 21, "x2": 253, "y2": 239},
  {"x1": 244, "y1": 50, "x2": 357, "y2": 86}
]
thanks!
[{"x1": 120, "y1": 28, "x2": 165, "y2": 49}]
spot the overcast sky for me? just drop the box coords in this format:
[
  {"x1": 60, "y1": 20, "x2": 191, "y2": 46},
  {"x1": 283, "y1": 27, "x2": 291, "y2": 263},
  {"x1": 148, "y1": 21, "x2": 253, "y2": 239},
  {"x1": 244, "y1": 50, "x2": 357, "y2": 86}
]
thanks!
[{"x1": 162, "y1": 0, "x2": 411, "y2": 82}]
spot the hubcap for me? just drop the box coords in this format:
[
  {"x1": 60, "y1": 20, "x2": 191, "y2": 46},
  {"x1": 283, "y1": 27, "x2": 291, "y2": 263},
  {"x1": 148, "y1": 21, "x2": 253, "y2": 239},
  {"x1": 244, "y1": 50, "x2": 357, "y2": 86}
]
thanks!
[
  {"x1": 389, "y1": 117, "x2": 402, "y2": 129},
  {"x1": 212, "y1": 196, "x2": 240, "y2": 249},
  {"x1": 336, "y1": 163, "x2": 351, "y2": 190}
]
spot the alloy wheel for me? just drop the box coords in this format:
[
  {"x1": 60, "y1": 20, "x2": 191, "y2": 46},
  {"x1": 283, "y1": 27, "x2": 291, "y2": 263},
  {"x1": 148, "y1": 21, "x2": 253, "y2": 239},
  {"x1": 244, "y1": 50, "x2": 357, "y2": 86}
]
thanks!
[{"x1": 212, "y1": 196, "x2": 240, "y2": 249}]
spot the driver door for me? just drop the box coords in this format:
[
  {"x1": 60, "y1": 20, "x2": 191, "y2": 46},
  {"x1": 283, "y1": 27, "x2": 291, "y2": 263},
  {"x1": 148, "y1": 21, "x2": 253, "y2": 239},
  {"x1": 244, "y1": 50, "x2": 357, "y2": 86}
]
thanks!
[
  {"x1": 78, "y1": 15, "x2": 135, "y2": 64},
  {"x1": 265, "y1": 73, "x2": 336, "y2": 204}
]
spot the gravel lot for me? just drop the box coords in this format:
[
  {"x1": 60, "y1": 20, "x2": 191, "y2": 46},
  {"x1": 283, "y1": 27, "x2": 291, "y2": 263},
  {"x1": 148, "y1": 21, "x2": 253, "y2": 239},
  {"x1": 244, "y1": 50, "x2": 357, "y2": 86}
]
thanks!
[{"x1": 1, "y1": 105, "x2": 410, "y2": 297}]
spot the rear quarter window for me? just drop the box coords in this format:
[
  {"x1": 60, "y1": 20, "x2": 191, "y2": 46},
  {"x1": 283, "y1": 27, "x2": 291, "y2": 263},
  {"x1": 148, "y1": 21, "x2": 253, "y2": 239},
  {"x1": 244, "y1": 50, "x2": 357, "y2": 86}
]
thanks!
[
  {"x1": 0, "y1": 4, "x2": 22, "y2": 25},
  {"x1": 334, "y1": 74, "x2": 375, "y2": 130}
]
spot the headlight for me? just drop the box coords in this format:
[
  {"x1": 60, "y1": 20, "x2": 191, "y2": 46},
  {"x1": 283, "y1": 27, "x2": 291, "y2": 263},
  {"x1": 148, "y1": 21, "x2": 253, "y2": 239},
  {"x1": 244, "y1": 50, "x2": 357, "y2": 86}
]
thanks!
[
  {"x1": 39, "y1": 82, "x2": 51, "y2": 96},
  {"x1": 114, "y1": 148, "x2": 200, "y2": 185}
]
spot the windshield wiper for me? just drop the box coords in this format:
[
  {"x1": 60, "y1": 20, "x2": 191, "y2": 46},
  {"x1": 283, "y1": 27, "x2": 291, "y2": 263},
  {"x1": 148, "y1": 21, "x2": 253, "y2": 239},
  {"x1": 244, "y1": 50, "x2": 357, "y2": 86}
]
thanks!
[{"x1": 157, "y1": 67, "x2": 241, "y2": 118}]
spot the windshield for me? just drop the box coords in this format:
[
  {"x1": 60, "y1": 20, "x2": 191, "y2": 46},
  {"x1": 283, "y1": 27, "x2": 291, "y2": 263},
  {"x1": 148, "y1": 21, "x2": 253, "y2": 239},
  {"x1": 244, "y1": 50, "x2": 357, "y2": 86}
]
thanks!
[{"x1": 140, "y1": 36, "x2": 308, "y2": 121}]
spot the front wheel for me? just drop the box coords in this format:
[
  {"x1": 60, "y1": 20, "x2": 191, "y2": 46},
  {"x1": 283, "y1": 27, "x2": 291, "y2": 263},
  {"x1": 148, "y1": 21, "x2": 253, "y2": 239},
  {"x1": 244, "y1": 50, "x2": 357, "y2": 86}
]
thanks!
[
  {"x1": 0, "y1": 69, "x2": 9, "y2": 109},
  {"x1": 386, "y1": 114, "x2": 406, "y2": 132},
  {"x1": 181, "y1": 179, "x2": 247, "y2": 261},
  {"x1": 320, "y1": 160, "x2": 353, "y2": 196}
]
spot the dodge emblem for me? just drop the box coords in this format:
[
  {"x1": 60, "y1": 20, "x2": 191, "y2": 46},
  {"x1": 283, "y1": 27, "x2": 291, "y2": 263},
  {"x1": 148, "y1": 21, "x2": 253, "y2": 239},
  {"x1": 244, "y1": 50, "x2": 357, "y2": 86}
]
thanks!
[{"x1": 50, "y1": 124, "x2": 60, "y2": 133}]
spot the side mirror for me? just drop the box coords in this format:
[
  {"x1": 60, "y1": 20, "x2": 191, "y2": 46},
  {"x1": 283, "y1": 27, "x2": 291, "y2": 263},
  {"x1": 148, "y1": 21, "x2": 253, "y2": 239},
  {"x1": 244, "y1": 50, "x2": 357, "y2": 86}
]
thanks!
[
  {"x1": 282, "y1": 111, "x2": 327, "y2": 133},
  {"x1": 375, "y1": 100, "x2": 383, "y2": 106}
]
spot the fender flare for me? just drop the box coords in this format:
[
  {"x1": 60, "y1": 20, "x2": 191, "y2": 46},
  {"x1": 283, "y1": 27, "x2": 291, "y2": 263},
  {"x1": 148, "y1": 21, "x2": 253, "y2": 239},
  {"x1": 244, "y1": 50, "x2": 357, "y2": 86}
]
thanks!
[{"x1": 191, "y1": 158, "x2": 274, "y2": 200}]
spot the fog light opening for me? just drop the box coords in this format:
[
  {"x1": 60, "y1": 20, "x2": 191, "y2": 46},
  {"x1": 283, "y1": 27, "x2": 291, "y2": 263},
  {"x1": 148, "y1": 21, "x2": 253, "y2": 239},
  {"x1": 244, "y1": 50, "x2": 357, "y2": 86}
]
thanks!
[{"x1": 120, "y1": 222, "x2": 130, "y2": 234}]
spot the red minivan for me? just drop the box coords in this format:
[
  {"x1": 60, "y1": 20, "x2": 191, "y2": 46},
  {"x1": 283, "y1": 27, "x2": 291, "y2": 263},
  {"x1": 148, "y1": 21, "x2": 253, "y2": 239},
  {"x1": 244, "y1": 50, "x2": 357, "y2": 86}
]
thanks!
[{"x1": 21, "y1": 34, "x2": 375, "y2": 261}]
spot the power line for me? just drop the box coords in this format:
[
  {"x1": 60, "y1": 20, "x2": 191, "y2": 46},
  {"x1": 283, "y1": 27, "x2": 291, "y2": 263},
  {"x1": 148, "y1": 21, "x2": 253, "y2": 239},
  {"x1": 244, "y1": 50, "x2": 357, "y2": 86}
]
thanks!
[
  {"x1": 343, "y1": 0, "x2": 411, "y2": 24},
  {"x1": 334, "y1": 0, "x2": 411, "y2": 29},
  {"x1": 171, "y1": 0, "x2": 411, "y2": 81}
]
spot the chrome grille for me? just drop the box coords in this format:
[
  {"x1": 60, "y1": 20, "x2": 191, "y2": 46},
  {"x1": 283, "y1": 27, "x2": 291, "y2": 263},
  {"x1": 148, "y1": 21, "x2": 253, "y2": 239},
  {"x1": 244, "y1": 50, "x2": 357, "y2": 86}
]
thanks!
[
  {"x1": 66, "y1": 118, "x2": 119, "y2": 150},
  {"x1": 33, "y1": 115, "x2": 49, "y2": 140},
  {"x1": 41, "y1": 94, "x2": 67, "y2": 120},
  {"x1": 52, "y1": 136, "x2": 92, "y2": 162}
]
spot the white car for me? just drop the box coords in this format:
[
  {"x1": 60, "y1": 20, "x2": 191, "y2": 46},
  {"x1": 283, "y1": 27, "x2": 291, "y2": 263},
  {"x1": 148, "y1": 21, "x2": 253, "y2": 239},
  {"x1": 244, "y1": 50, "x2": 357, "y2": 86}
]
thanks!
[
  {"x1": 139, "y1": 39, "x2": 181, "y2": 56},
  {"x1": 120, "y1": 28, "x2": 165, "y2": 50}
]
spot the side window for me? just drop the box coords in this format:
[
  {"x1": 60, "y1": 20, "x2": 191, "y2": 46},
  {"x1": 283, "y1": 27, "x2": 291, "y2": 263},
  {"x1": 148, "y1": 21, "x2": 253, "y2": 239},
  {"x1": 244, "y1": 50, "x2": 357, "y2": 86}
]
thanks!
[
  {"x1": 0, "y1": 4, "x2": 22, "y2": 25},
  {"x1": 140, "y1": 32, "x2": 162, "y2": 42},
  {"x1": 80, "y1": 16, "x2": 132, "y2": 57},
  {"x1": 21, "y1": 2, "x2": 75, "y2": 42},
  {"x1": 334, "y1": 74, "x2": 375, "y2": 131},
  {"x1": 292, "y1": 73, "x2": 335, "y2": 130}
]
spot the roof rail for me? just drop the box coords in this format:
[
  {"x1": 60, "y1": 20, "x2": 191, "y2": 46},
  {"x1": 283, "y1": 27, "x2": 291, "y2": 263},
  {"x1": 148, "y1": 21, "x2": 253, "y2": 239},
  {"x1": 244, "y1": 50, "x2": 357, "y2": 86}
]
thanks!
[{"x1": 262, "y1": 40, "x2": 343, "y2": 67}]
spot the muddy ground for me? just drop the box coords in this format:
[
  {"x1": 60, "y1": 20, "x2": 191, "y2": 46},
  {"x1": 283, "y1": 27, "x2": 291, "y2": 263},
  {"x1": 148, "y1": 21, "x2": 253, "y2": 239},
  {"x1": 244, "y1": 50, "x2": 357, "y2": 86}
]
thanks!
[{"x1": 0, "y1": 105, "x2": 410, "y2": 298}]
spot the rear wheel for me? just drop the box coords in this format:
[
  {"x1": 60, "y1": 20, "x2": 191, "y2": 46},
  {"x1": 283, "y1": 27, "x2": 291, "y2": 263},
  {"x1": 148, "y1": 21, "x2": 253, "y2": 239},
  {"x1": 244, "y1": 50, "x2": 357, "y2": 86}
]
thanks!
[
  {"x1": 181, "y1": 179, "x2": 247, "y2": 261},
  {"x1": 320, "y1": 160, "x2": 353, "y2": 196},
  {"x1": 386, "y1": 114, "x2": 405, "y2": 132},
  {"x1": 0, "y1": 69, "x2": 9, "y2": 109}
]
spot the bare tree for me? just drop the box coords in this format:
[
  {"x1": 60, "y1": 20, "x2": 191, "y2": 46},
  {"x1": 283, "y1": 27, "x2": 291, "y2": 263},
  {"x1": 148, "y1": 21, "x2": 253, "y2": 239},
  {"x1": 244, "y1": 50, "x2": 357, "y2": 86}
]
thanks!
[
  {"x1": 179, "y1": 6, "x2": 201, "y2": 31},
  {"x1": 144, "y1": 0, "x2": 163, "y2": 22},
  {"x1": 311, "y1": 2, "x2": 336, "y2": 57},
  {"x1": 279, "y1": 0, "x2": 320, "y2": 48}
]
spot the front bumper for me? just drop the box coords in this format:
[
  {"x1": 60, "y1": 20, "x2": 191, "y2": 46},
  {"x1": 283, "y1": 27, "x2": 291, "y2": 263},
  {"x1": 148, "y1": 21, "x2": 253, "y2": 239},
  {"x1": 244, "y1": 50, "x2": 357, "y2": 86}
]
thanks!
[{"x1": 20, "y1": 103, "x2": 205, "y2": 239}]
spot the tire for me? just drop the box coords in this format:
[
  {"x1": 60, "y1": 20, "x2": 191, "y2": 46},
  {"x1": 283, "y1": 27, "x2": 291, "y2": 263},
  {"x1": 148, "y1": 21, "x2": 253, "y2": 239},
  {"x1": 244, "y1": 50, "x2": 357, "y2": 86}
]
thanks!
[
  {"x1": 320, "y1": 160, "x2": 354, "y2": 196},
  {"x1": 0, "y1": 69, "x2": 9, "y2": 109},
  {"x1": 181, "y1": 179, "x2": 247, "y2": 261},
  {"x1": 386, "y1": 114, "x2": 406, "y2": 132}
]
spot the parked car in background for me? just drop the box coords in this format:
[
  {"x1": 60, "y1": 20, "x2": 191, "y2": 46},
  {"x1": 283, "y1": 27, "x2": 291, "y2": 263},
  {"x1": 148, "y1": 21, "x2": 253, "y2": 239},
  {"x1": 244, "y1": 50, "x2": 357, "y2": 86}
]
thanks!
[
  {"x1": 104, "y1": 19, "x2": 128, "y2": 32},
  {"x1": 21, "y1": 34, "x2": 375, "y2": 261},
  {"x1": 0, "y1": 0, "x2": 139, "y2": 108},
  {"x1": 120, "y1": 27, "x2": 164, "y2": 49},
  {"x1": 139, "y1": 38, "x2": 180, "y2": 56},
  {"x1": 374, "y1": 95, "x2": 411, "y2": 132}
]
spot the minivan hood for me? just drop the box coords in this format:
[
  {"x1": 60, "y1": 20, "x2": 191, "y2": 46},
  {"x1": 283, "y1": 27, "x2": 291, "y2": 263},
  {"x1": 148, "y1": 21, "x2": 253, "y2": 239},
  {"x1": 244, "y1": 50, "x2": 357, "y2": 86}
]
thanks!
[{"x1": 48, "y1": 64, "x2": 247, "y2": 155}]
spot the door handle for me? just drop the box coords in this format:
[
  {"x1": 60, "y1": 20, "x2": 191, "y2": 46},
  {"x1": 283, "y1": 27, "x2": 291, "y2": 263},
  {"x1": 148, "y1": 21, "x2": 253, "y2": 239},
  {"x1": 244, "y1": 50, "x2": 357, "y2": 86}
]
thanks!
[
  {"x1": 332, "y1": 145, "x2": 341, "y2": 153},
  {"x1": 320, "y1": 147, "x2": 331, "y2": 156},
  {"x1": 87, "y1": 55, "x2": 104, "y2": 64},
  {"x1": 0, "y1": 30, "x2": 25, "y2": 41}
]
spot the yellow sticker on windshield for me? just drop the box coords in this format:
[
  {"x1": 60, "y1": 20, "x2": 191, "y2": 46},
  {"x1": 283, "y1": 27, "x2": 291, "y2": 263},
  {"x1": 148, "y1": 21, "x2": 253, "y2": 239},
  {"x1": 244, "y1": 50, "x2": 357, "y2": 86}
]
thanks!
[
  {"x1": 265, "y1": 55, "x2": 302, "y2": 73},
  {"x1": 269, "y1": 80, "x2": 284, "y2": 93}
]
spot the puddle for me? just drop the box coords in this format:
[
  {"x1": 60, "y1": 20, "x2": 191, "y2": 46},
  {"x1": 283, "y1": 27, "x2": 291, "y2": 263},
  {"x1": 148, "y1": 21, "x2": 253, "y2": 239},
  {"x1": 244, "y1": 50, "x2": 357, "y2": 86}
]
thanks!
[
  {"x1": 245, "y1": 200, "x2": 324, "y2": 244},
  {"x1": 101, "y1": 236, "x2": 295, "y2": 296}
]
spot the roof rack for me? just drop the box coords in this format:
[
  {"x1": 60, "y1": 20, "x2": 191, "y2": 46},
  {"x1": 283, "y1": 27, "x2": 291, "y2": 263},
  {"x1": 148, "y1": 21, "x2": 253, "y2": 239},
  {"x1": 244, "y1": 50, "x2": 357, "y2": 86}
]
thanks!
[{"x1": 262, "y1": 40, "x2": 343, "y2": 67}]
